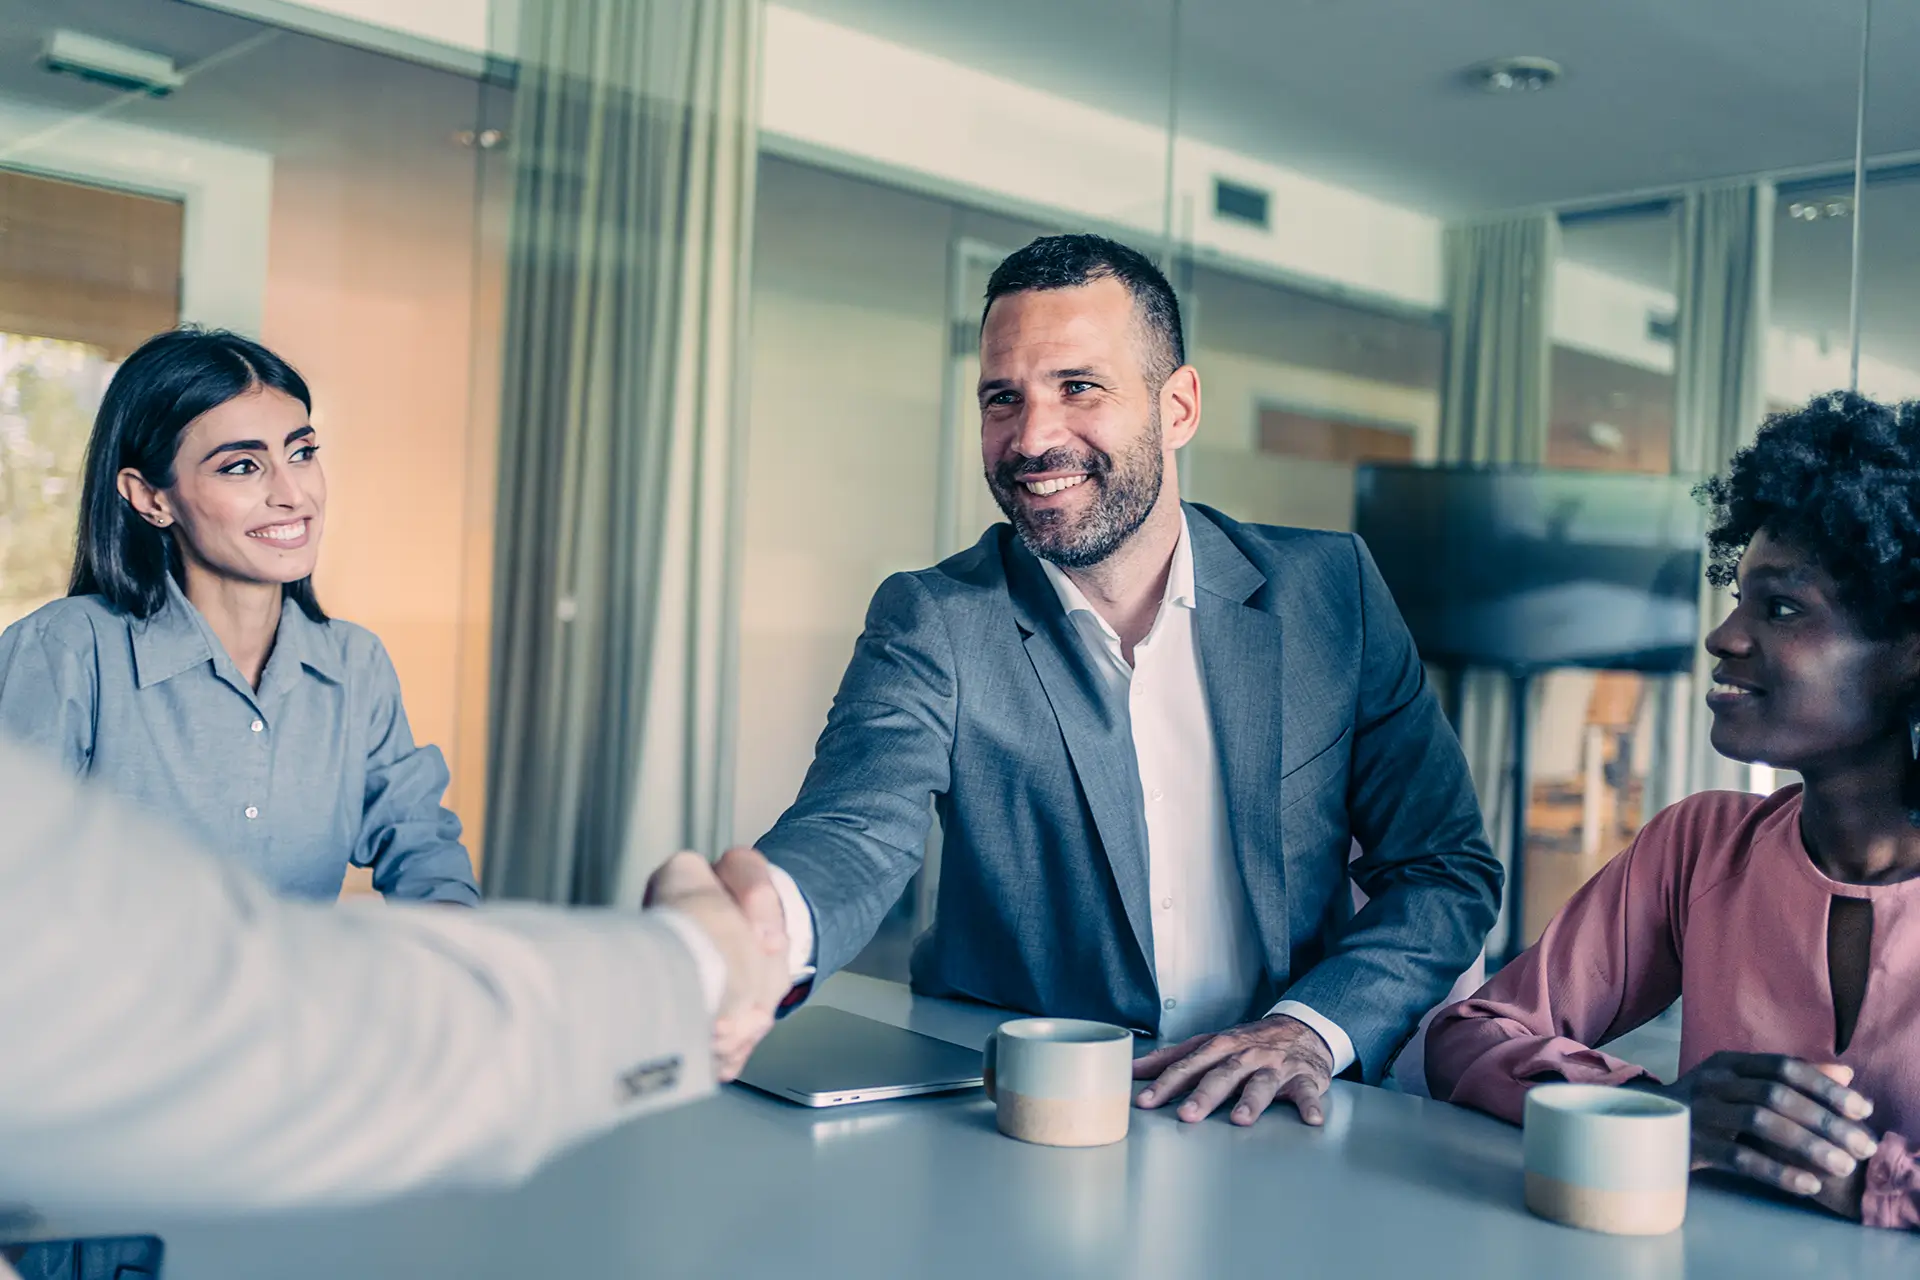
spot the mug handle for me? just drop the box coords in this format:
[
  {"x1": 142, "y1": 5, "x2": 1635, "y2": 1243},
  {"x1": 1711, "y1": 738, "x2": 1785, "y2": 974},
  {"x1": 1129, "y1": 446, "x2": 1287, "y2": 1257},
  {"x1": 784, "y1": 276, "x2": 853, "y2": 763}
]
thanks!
[{"x1": 982, "y1": 1030, "x2": 998, "y2": 1102}]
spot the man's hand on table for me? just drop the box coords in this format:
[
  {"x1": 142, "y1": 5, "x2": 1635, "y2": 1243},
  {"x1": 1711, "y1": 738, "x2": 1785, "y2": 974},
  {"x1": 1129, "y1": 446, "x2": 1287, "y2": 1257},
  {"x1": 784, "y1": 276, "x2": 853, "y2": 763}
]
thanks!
[
  {"x1": 644, "y1": 850, "x2": 790, "y2": 1081},
  {"x1": 1132, "y1": 1013, "x2": 1334, "y2": 1127}
]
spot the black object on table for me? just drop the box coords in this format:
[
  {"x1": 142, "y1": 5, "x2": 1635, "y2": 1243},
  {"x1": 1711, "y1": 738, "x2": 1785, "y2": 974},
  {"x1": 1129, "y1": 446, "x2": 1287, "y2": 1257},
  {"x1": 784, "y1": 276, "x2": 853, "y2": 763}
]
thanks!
[{"x1": 2, "y1": 1236, "x2": 163, "y2": 1279}]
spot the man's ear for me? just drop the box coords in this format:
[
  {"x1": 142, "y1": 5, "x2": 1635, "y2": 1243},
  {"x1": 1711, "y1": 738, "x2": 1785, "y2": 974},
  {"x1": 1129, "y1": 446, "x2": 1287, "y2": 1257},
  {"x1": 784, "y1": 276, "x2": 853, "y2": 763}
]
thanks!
[
  {"x1": 1160, "y1": 364, "x2": 1202, "y2": 451},
  {"x1": 116, "y1": 468, "x2": 174, "y2": 528}
]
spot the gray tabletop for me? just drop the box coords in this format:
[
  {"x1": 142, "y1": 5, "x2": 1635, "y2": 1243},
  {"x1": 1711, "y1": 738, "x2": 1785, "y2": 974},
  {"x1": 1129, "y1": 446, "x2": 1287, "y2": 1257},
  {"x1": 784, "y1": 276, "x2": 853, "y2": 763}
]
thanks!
[{"x1": 34, "y1": 975, "x2": 1920, "y2": 1278}]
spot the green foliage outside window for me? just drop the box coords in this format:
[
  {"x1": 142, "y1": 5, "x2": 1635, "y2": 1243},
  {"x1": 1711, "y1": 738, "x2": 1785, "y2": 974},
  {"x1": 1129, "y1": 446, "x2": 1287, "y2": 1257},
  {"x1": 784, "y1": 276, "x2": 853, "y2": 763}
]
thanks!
[{"x1": 0, "y1": 334, "x2": 113, "y2": 630}]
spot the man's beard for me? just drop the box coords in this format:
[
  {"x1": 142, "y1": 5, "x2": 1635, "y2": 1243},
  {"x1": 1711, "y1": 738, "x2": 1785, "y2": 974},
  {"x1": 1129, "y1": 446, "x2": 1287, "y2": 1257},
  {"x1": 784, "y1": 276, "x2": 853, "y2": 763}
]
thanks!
[{"x1": 986, "y1": 408, "x2": 1164, "y2": 569}]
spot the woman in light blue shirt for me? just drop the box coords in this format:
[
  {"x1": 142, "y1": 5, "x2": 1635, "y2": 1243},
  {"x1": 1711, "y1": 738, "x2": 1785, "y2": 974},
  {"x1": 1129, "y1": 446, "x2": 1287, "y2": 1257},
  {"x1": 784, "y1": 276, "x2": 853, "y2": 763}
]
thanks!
[{"x1": 0, "y1": 328, "x2": 479, "y2": 904}]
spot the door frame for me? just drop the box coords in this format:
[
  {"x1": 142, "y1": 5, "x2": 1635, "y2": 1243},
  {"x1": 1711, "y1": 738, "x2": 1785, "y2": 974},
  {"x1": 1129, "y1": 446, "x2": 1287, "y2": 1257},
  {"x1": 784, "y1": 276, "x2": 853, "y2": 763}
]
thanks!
[
  {"x1": 935, "y1": 236, "x2": 1016, "y2": 560},
  {"x1": 914, "y1": 236, "x2": 1016, "y2": 936}
]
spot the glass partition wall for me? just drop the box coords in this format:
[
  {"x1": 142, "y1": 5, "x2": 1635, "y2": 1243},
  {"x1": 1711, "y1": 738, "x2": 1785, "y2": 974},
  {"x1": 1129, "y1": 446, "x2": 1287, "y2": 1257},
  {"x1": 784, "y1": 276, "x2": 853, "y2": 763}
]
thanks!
[
  {"x1": 0, "y1": 0, "x2": 1900, "y2": 972},
  {"x1": 1157, "y1": 0, "x2": 1882, "y2": 959},
  {"x1": 0, "y1": 0, "x2": 503, "y2": 890}
]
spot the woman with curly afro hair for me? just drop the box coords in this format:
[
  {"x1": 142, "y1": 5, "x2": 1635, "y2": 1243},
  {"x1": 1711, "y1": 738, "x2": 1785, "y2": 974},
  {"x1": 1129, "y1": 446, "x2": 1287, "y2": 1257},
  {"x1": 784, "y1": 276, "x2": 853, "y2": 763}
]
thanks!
[{"x1": 1427, "y1": 391, "x2": 1920, "y2": 1231}]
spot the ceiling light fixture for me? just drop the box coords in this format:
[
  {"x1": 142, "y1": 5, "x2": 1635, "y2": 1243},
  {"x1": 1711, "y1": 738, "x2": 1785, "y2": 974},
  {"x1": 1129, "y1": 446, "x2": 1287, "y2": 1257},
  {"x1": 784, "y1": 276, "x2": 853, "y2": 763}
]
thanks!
[
  {"x1": 1468, "y1": 56, "x2": 1563, "y2": 95},
  {"x1": 1787, "y1": 197, "x2": 1853, "y2": 221},
  {"x1": 41, "y1": 30, "x2": 182, "y2": 96}
]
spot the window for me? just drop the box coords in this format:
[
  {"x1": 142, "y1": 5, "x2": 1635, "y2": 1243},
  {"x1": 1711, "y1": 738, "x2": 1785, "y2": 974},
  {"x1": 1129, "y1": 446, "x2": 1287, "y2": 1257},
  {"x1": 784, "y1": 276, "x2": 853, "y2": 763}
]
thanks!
[
  {"x1": 0, "y1": 167, "x2": 183, "y2": 629},
  {"x1": 0, "y1": 334, "x2": 115, "y2": 629}
]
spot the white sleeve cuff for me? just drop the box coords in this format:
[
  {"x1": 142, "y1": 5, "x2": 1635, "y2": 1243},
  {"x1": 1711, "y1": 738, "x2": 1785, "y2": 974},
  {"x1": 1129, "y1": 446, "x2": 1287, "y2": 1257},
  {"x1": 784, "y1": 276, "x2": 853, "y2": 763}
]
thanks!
[
  {"x1": 648, "y1": 906, "x2": 726, "y2": 1016},
  {"x1": 764, "y1": 862, "x2": 819, "y2": 983},
  {"x1": 1269, "y1": 999, "x2": 1357, "y2": 1076}
]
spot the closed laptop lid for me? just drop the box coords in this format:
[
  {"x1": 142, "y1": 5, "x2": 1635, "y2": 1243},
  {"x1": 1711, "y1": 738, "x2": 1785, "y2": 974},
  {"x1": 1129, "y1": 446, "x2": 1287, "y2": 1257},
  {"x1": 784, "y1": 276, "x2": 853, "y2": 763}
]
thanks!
[{"x1": 734, "y1": 1005, "x2": 985, "y2": 1105}]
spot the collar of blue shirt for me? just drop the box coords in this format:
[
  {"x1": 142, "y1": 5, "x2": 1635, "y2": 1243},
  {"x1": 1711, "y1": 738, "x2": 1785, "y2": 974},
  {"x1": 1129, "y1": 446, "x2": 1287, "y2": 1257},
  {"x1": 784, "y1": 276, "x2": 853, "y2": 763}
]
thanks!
[{"x1": 131, "y1": 575, "x2": 344, "y2": 691}]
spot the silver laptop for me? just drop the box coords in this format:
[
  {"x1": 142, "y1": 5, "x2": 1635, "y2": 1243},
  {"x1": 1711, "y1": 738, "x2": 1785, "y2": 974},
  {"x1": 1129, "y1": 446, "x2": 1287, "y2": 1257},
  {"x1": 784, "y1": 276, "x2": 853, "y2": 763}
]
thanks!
[{"x1": 733, "y1": 1005, "x2": 986, "y2": 1107}]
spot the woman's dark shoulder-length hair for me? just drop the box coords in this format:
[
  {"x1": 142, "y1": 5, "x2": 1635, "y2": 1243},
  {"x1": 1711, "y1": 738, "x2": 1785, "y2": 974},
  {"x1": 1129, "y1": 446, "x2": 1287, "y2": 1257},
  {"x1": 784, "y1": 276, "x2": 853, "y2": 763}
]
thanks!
[{"x1": 69, "y1": 327, "x2": 326, "y2": 622}]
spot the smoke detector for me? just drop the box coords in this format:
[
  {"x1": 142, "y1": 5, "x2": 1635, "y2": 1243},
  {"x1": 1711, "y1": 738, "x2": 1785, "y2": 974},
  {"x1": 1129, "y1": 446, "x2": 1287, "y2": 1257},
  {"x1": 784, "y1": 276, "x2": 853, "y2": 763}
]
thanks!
[
  {"x1": 41, "y1": 30, "x2": 183, "y2": 97},
  {"x1": 1468, "y1": 56, "x2": 1563, "y2": 95}
]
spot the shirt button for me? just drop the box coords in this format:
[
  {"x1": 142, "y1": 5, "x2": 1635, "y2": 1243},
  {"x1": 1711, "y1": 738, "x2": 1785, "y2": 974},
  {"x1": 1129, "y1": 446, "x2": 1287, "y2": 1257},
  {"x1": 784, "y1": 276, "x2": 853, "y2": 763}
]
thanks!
[
  {"x1": 1160, "y1": 897, "x2": 1174, "y2": 910},
  {"x1": 250, "y1": 719, "x2": 264, "y2": 734},
  {"x1": 244, "y1": 806, "x2": 259, "y2": 820},
  {"x1": 1163, "y1": 998, "x2": 1177, "y2": 1011},
  {"x1": 1150, "y1": 788, "x2": 1164, "y2": 801}
]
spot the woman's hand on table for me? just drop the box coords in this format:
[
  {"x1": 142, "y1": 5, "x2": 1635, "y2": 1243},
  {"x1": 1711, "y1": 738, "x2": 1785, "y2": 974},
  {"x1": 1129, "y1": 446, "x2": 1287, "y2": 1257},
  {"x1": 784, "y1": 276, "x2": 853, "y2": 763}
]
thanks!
[{"x1": 1631, "y1": 1053, "x2": 1877, "y2": 1217}]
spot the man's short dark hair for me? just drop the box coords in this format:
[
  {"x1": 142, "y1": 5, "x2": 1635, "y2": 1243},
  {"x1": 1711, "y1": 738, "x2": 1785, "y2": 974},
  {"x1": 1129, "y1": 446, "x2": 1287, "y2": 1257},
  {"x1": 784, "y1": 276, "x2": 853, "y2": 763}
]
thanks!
[{"x1": 982, "y1": 234, "x2": 1185, "y2": 388}]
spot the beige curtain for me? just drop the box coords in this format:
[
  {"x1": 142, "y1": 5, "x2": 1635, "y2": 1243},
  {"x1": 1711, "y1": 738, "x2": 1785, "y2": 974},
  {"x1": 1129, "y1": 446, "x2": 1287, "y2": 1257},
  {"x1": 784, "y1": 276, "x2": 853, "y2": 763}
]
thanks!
[
  {"x1": 484, "y1": 0, "x2": 760, "y2": 905},
  {"x1": 1437, "y1": 215, "x2": 1557, "y2": 956},
  {"x1": 1651, "y1": 182, "x2": 1774, "y2": 810}
]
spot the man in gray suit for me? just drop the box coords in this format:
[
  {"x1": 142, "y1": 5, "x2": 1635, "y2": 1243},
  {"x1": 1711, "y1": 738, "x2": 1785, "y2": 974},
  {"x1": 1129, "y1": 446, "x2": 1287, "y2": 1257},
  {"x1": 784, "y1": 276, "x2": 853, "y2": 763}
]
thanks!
[
  {"x1": 736, "y1": 234, "x2": 1500, "y2": 1126},
  {"x1": 0, "y1": 736, "x2": 789, "y2": 1211}
]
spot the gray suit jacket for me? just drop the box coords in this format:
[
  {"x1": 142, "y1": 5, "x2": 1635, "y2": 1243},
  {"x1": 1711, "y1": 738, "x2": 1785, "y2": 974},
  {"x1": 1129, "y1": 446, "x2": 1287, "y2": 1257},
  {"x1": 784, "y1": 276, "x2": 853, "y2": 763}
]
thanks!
[
  {"x1": 0, "y1": 737, "x2": 711, "y2": 1210},
  {"x1": 758, "y1": 504, "x2": 1501, "y2": 1081}
]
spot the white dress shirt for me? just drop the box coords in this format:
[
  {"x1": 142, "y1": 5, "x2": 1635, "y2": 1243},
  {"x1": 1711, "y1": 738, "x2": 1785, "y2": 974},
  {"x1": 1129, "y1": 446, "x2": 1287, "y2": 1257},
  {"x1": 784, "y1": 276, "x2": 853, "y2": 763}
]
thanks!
[
  {"x1": 770, "y1": 514, "x2": 1355, "y2": 1072},
  {"x1": 0, "y1": 739, "x2": 718, "y2": 1214}
]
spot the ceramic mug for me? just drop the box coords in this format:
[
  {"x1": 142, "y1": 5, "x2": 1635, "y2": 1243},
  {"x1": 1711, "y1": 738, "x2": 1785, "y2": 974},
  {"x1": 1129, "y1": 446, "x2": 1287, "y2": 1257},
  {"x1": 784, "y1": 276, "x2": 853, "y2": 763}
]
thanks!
[
  {"x1": 1523, "y1": 1083, "x2": 1691, "y2": 1235},
  {"x1": 982, "y1": 1018, "x2": 1133, "y2": 1147}
]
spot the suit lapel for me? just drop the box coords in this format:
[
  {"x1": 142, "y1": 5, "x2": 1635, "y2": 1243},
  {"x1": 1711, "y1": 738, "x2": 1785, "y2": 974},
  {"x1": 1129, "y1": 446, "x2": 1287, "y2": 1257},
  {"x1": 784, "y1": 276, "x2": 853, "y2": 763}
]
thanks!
[
  {"x1": 1004, "y1": 539, "x2": 1156, "y2": 975},
  {"x1": 1188, "y1": 509, "x2": 1291, "y2": 977}
]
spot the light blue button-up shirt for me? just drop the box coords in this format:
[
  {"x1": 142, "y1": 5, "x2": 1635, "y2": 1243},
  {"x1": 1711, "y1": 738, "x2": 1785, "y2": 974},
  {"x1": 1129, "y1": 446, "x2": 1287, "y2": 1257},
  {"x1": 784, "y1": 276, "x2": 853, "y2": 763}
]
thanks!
[{"x1": 0, "y1": 579, "x2": 479, "y2": 904}]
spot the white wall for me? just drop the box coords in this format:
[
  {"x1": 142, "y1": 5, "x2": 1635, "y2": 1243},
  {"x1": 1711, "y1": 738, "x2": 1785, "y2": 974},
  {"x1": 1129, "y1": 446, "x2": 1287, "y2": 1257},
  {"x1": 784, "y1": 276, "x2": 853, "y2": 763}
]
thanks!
[
  {"x1": 1553, "y1": 261, "x2": 1675, "y2": 375},
  {"x1": 1188, "y1": 347, "x2": 1439, "y2": 457},
  {"x1": 1183, "y1": 450, "x2": 1358, "y2": 532},
  {"x1": 732, "y1": 159, "x2": 956, "y2": 843},
  {"x1": 289, "y1": 0, "x2": 491, "y2": 49},
  {"x1": 302, "y1": 0, "x2": 1912, "y2": 420},
  {"x1": 1769, "y1": 328, "x2": 1920, "y2": 403},
  {"x1": 1177, "y1": 346, "x2": 1437, "y2": 534},
  {"x1": 760, "y1": 3, "x2": 1920, "y2": 417},
  {"x1": 190, "y1": 0, "x2": 510, "y2": 65},
  {"x1": 319, "y1": 2, "x2": 1920, "y2": 422},
  {"x1": 759, "y1": 4, "x2": 1443, "y2": 315}
]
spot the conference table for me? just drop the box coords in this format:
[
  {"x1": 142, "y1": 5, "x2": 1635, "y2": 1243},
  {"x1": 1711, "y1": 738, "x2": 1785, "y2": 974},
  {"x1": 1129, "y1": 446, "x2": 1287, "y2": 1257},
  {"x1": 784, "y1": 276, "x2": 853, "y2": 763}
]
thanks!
[{"x1": 25, "y1": 973, "x2": 1920, "y2": 1278}]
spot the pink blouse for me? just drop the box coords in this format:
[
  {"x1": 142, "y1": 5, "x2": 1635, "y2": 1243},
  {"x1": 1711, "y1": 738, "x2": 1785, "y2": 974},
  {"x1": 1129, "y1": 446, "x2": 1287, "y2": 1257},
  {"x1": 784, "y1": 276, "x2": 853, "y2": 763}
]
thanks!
[{"x1": 1426, "y1": 788, "x2": 1920, "y2": 1231}]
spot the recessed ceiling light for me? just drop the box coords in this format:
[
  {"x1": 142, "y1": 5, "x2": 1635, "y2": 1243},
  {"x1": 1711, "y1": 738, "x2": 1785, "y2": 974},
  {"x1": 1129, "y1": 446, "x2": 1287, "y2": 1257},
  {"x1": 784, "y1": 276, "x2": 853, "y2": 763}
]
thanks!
[
  {"x1": 1787, "y1": 198, "x2": 1853, "y2": 222},
  {"x1": 1468, "y1": 56, "x2": 1563, "y2": 95}
]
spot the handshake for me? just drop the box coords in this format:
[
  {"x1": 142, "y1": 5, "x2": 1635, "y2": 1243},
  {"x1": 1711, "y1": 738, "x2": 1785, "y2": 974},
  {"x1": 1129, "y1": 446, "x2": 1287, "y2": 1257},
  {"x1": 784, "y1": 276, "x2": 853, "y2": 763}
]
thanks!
[{"x1": 644, "y1": 848, "x2": 795, "y2": 1080}]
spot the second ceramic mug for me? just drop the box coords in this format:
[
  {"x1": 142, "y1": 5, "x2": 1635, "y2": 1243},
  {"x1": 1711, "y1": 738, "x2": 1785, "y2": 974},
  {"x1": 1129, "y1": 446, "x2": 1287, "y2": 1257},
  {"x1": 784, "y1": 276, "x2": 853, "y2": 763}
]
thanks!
[
  {"x1": 1523, "y1": 1083, "x2": 1691, "y2": 1235},
  {"x1": 982, "y1": 1018, "x2": 1133, "y2": 1147}
]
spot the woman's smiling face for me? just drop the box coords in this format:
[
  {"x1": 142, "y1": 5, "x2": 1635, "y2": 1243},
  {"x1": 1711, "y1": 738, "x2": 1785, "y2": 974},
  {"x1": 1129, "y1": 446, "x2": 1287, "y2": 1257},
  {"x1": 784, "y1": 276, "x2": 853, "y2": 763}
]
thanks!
[
  {"x1": 125, "y1": 385, "x2": 326, "y2": 588},
  {"x1": 1704, "y1": 527, "x2": 1919, "y2": 774}
]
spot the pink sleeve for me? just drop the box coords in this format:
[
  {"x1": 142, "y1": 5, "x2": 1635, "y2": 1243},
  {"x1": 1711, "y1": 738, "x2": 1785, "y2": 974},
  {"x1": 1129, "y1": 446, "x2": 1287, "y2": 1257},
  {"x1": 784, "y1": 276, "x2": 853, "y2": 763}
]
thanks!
[
  {"x1": 1863, "y1": 1131, "x2": 1920, "y2": 1231},
  {"x1": 1425, "y1": 806, "x2": 1695, "y2": 1123}
]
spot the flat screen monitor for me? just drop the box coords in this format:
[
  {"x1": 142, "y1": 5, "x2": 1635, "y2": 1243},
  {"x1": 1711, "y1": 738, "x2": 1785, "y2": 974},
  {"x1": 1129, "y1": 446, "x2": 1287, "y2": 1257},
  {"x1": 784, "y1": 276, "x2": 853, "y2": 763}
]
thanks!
[{"x1": 1352, "y1": 465, "x2": 1706, "y2": 673}]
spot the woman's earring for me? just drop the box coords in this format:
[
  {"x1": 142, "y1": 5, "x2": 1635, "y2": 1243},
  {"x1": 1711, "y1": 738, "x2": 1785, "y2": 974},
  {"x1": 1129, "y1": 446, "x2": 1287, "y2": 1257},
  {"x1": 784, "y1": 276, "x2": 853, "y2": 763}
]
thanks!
[{"x1": 1906, "y1": 706, "x2": 1920, "y2": 828}]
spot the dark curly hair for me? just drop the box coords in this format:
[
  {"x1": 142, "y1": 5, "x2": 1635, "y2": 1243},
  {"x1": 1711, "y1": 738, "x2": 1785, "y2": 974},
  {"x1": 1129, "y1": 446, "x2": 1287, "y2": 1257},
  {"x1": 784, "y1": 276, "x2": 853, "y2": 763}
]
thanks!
[{"x1": 1695, "y1": 390, "x2": 1920, "y2": 640}]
